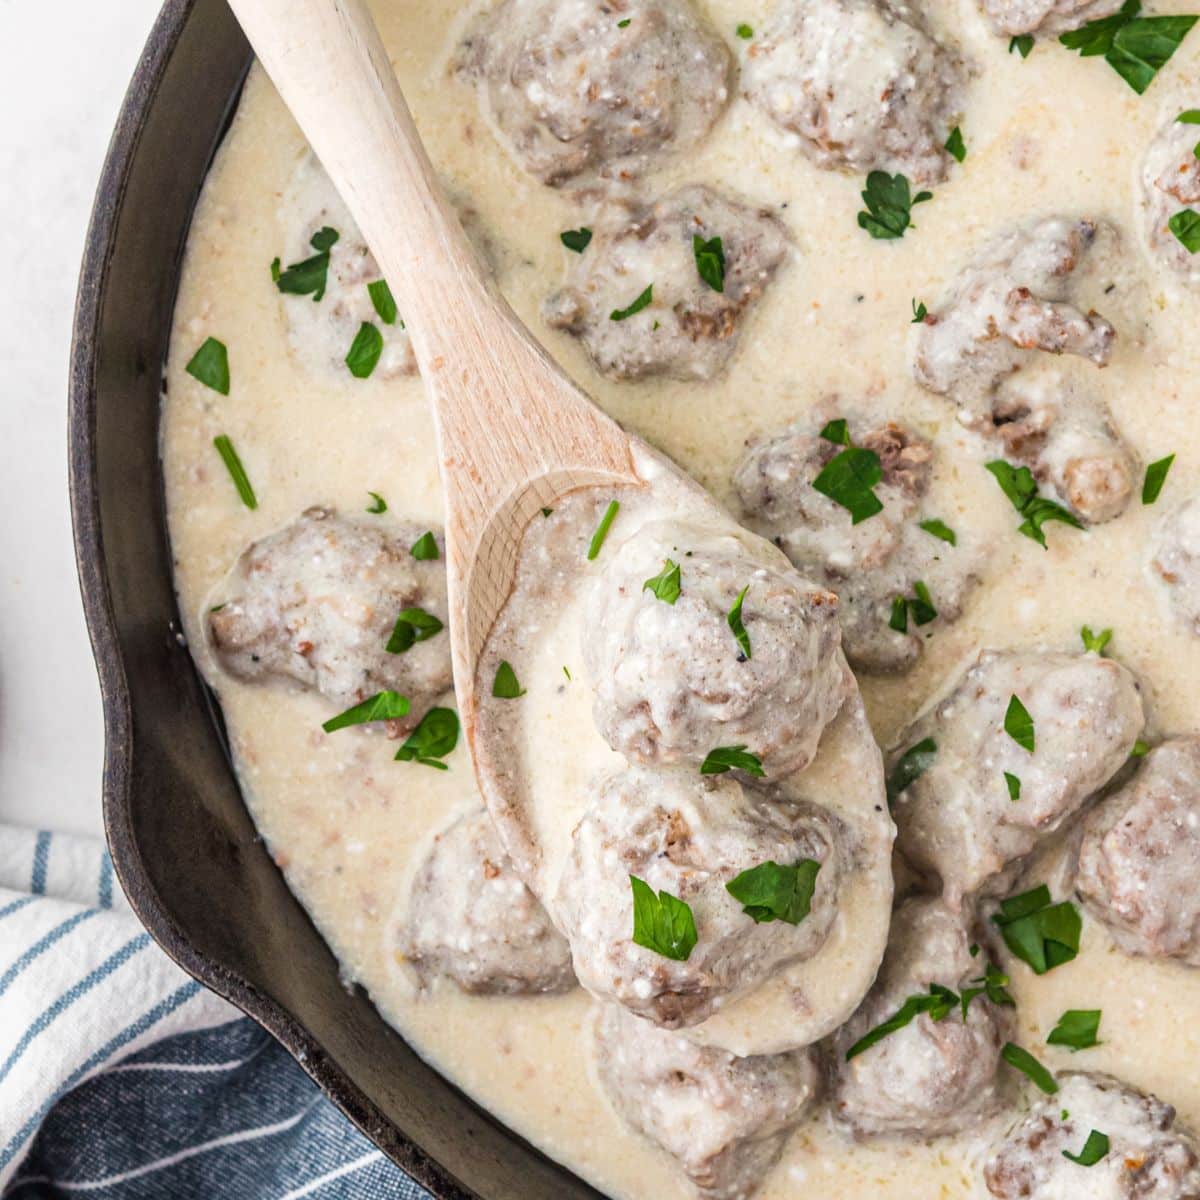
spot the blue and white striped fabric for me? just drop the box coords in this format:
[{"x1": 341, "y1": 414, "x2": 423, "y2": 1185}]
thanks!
[{"x1": 0, "y1": 826, "x2": 433, "y2": 1199}]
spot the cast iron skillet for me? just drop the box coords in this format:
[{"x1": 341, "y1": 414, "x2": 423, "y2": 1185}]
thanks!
[{"x1": 67, "y1": 2, "x2": 603, "y2": 1196}]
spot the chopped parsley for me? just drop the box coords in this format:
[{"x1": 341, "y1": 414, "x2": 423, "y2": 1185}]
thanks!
[
  {"x1": 727, "y1": 859, "x2": 820, "y2": 925},
  {"x1": 185, "y1": 337, "x2": 230, "y2": 395},
  {"x1": 617, "y1": 16, "x2": 631, "y2": 26},
  {"x1": 630, "y1": 876, "x2": 698, "y2": 961},
  {"x1": 693, "y1": 235, "x2": 726, "y2": 292},
  {"x1": 541, "y1": 507, "x2": 554, "y2": 518},
  {"x1": 727, "y1": 585, "x2": 752, "y2": 658},
  {"x1": 845, "y1": 984, "x2": 960, "y2": 1060},
  {"x1": 643, "y1": 559, "x2": 682, "y2": 604},
  {"x1": 587, "y1": 500, "x2": 620, "y2": 560},
  {"x1": 1169, "y1": 208, "x2": 1200, "y2": 251},
  {"x1": 960, "y1": 962, "x2": 1016, "y2": 1016},
  {"x1": 945, "y1": 126, "x2": 967, "y2": 163},
  {"x1": 820, "y1": 418, "x2": 852, "y2": 446},
  {"x1": 1010, "y1": 34, "x2": 1035, "y2": 56},
  {"x1": 366, "y1": 491, "x2": 388, "y2": 514},
  {"x1": 890, "y1": 595, "x2": 909, "y2": 633},
  {"x1": 736, "y1": 21, "x2": 754, "y2": 37},
  {"x1": 492, "y1": 661, "x2": 526, "y2": 698},
  {"x1": 889, "y1": 582, "x2": 938, "y2": 631},
  {"x1": 368, "y1": 279, "x2": 398, "y2": 325},
  {"x1": 212, "y1": 435, "x2": 258, "y2": 510},
  {"x1": 993, "y1": 885, "x2": 1083, "y2": 975},
  {"x1": 857, "y1": 171, "x2": 932, "y2": 240},
  {"x1": 345, "y1": 322, "x2": 384, "y2": 379},
  {"x1": 700, "y1": 745, "x2": 766, "y2": 777},
  {"x1": 912, "y1": 298, "x2": 929, "y2": 323},
  {"x1": 1002, "y1": 1042, "x2": 1059, "y2": 1094},
  {"x1": 1081, "y1": 625, "x2": 1113, "y2": 655},
  {"x1": 814, "y1": 445, "x2": 885, "y2": 524},
  {"x1": 610, "y1": 284, "x2": 654, "y2": 321},
  {"x1": 1047, "y1": 1009, "x2": 1102, "y2": 1051},
  {"x1": 322, "y1": 690, "x2": 410, "y2": 733},
  {"x1": 1131, "y1": 737, "x2": 1151, "y2": 757},
  {"x1": 410, "y1": 531, "x2": 439, "y2": 560},
  {"x1": 1005, "y1": 771, "x2": 1022, "y2": 800},
  {"x1": 1059, "y1": 0, "x2": 1198, "y2": 94},
  {"x1": 919, "y1": 518, "x2": 957, "y2": 545},
  {"x1": 1143, "y1": 454, "x2": 1177, "y2": 502},
  {"x1": 986, "y1": 459, "x2": 1083, "y2": 548},
  {"x1": 1063, "y1": 1130, "x2": 1111, "y2": 1167},
  {"x1": 275, "y1": 226, "x2": 340, "y2": 301},
  {"x1": 1005, "y1": 695, "x2": 1036, "y2": 752},
  {"x1": 560, "y1": 227, "x2": 593, "y2": 253},
  {"x1": 385, "y1": 607, "x2": 444, "y2": 654},
  {"x1": 887, "y1": 737, "x2": 937, "y2": 804},
  {"x1": 394, "y1": 706, "x2": 459, "y2": 768}
]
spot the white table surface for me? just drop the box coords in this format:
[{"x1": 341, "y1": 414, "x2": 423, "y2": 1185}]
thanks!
[{"x1": 0, "y1": 0, "x2": 163, "y2": 837}]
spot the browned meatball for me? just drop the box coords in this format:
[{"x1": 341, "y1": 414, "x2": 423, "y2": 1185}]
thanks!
[
  {"x1": 1142, "y1": 110, "x2": 1200, "y2": 289},
  {"x1": 457, "y1": 0, "x2": 732, "y2": 186},
  {"x1": 208, "y1": 508, "x2": 451, "y2": 730},
  {"x1": 984, "y1": 1073, "x2": 1200, "y2": 1198},
  {"x1": 544, "y1": 186, "x2": 790, "y2": 381},
  {"x1": 828, "y1": 897, "x2": 1011, "y2": 1137},
  {"x1": 1077, "y1": 737, "x2": 1200, "y2": 967},
  {"x1": 554, "y1": 766, "x2": 842, "y2": 1028},
  {"x1": 977, "y1": 0, "x2": 1123, "y2": 36},
  {"x1": 400, "y1": 808, "x2": 576, "y2": 995},
  {"x1": 595, "y1": 1002, "x2": 818, "y2": 1198},
  {"x1": 742, "y1": 0, "x2": 966, "y2": 185}
]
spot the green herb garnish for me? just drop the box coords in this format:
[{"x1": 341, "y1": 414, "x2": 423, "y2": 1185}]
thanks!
[
  {"x1": 890, "y1": 595, "x2": 909, "y2": 633},
  {"x1": 394, "y1": 706, "x2": 459, "y2": 769},
  {"x1": 1059, "y1": 0, "x2": 1197, "y2": 94},
  {"x1": 960, "y1": 962, "x2": 1016, "y2": 1016},
  {"x1": 368, "y1": 279, "x2": 398, "y2": 325},
  {"x1": 1002, "y1": 1043, "x2": 1059, "y2": 1094},
  {"x1": 814, "y1": 446, "x2": 884, "y2": 524},
  {"x1": 1047, "y1": 1009, "x2": 1102, "y2": 1051},
  {"x1": 1010, "y1": 34, "x2": 1035, "y2": 55},
  {"x1": 736, "y1": 22, "x2": 754, "y2": 37},
  {"x1": 726, "y1": 859, "x2": 820, "y2": 925},
  {"x1": 993, "y1": 885, "x2": 1082, "y2": 975},
  {"x1": 887, "y1": 737, "x2": 937, "y2": 804},
  {"x1": 919, "y1": 518, "x2": 956, "y2": 545},
  {"x1": 912, "y1": 299, "x2": 928, "y2": 323},
  {"x1": 587, "y1": 500, "x2": 620, "y2": 560},
  {"x1": 1143, "y1": 454, "x2": 1177, "y2": 502},
  {"x1": 1131, "y1": 737, "x2": 1150, "y2": 757},
  {"x1": 322, "y1": 689, "x2": 410, "y2": 733},
  {"x1": 185, "y1": 337, "x2": 230, "y2": 395},
  {"x1": 345, "y1": 322, "x2": 384, "y2": 379},
  {"x1": 700, "y1": 745, "x2": 766, "y2": 777},
  {"x1": 410, "y1": 531, "x2": 439, "y2": 560},
  {"x1": 213, "y1": 435, "x2": 258, "y2": 510},
  {"x1": 1063, "y1": 1130, "x2": 1110, "y2": 1166},
  {"x1": 386, "y1": 607, "x2": 445, "y2": 654},
  {"x1": 987, "y1": 459, "x2": 1083, "y2": 548},
  {"x1": 630, "y1": 876, "x2": 698, "y2": 961},
  {"x1": 857, "y1": 171, "x2": 932, "y2": 240},
  {"x1": 1081, "y1": 625, "x2": 1113, "y2": 654},
  {"x1": 727, "y1": 585, "x2": 752, "y2": 658},
  {"x1": 643, "y1": 559, "x2": 682, "y2": 604},
  {"x1": 366, "y1": 491, "x2": 388, "y2": 514},
  {"x1": 945, "y1": 126, "x2": 967, "y2": 163},
  {"x1": 693, "y1": 235, "x2": 726, "y2": 293},
  {"x1": 845, "y1": 985, "x2": 960, "y2": 1060},
  {"x1": 610, "y1": 285, "x2": 654, "y2": 321},
  {"x1": 820, "y1": 418, "x2": 852, "y2": 446},
  {"x1": 560, "y1": 227, "x2": 593, "y2": 253},
  {"x1": 492, "y1": 661, "x2": 526, "y2": 698},
  {"x1": 1004, "y1": 771, "x2": 1022, "y2": 800},
  {"x1": 1170, "y1": 209, "x2": 1200, "y2": 253},
  {"x1": 275, "y1": 226, "x2": 340, "y2": 300},
  {"x1": 1005, "y1": 695, "x2": 1035, "y2": 752}
]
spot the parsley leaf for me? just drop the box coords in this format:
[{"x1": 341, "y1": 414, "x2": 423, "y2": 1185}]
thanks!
[
  {"x1": 960, "y1": 962, "x2": 1016, "y2": 1016},
  {"x1": 185, "y1": 337, "x2": 230, "y2": 395},
  {"x1": 1179, "y1": 108, "x2": 1200, "y2": 122},
  {"x1": 1081, "y1": 625, "x2": 1113, "y2": 654},
  {"x1": 394, "y1": 706, "x2": 459, "y2": 768},
  {"x1": 643, "y1": 559, "x2": 682, "y2": 604},
  {"x1": 890, "y1": 595, "x2": 909, "y2": 633},
  {"x1": 887, "y1": 737, "x2": 937, "y2": 804},
  {"x1": 1005, "y1": 695, "x2": 1035, "y2": 752},
  {"x1": 820, "y1": 418, "x2": 852, "y2": 446},
  {"x1": 919, "y1": 518, "x2": 957, "y2": 545},
  {"x1": 987, "y1": 459, "x2": 1083, "y2": 548},
  {"x1": 610, "y1": 284, "x2": 654, "y2": 321},
  {"x1": 366, "y1": 491, "x2": 388, "y2": 514},
  {"x1": 560, "y1": 227, "x2": 593, "y2": 253},
  {"x1": 212, "y1": 435, "x2": 258, "y2": 510},
  {"x1": 993, "y1": 886, "x2": 1083, "y2": 975},
  {"x1": 1060, "y1": 1, "x2": 1198, "y2": 94},
  {"x1": 1003, "y1": 1042, "x2": 1059, "y2": 1094},
  {"x1": 322, "y1": 690, "x2": 410, "y2": 733},
  {"x1": 1047, "y1": 1009, "x2": 1102, "y2": 1051},
  {"x1": 814, "y1": 446, "x2": 885, "y2": 524},
  {"x1": 736, "y1": 21, "x2": 754, "y2": 37},
  {"x1": 368, "y1": 279, "x2": 398, "y2": 325},
  {"x1": 945, "y1": 126, "x2": 967, "y2": 163},
  {"x1": 345, "y1": 322, "x2": 384, "y2": 379},
  {"x1": 410, "y1": 531, "x2": 439, "y2": 560},
  {"x1": 1064, "y1": 1130, "x2": 1111, "y2": 1166},
  {"x1": 1169, "y1": 209, "x2": 1200, "y2": 251},
  {"x1": 845, "y1": 984, "x2": 960, "y2": 1060},
  {"x1": 693, "y1": 235, "x2": 726, "y2": 292},
  {"x1": 275, "y1": 226, "x2": 340, "y2": 300},
  {"x1": 587, "y1": 500, "x2": 621, "y2": 560},
  {"x1": 1010, "y1": 34, "x2": 1035, "y2": 55},
  {"x1": 1143, "y1": 454, "x2": 1177, "y2": 502},
  {"x1": 492, "y1": 661, "x2": 526, "y2": 698},
  {"x1": 1131, "y1": 737, "x2": 1151, "y2": 757},
  {"x1": 726, "y1": 859, "x2": 821, "y2": 925},
  {"x1": 727, "y1": 585, "x2": 752, "y2": 658},
  {"x1": 857, "y1": 171, "x2": 933, "y2": 240},
  {"x1": 700, "y1": 745, "x2": 766, "y2": 777},
  {"x1": 1005, "y1": 771, "x2": 1022, "y2": 800},
  {"x1": 385, "y1": 607, "x2": 444, "y2": 654},
  {"x1": 890, "y1": 582, "x2": 938, "y2": 630},
  {"x1": 630, "y1": 876, "x2": 698, "y2": 961},
  {"x1": 912, "y1": 298, "x2": 929, "y2": 322}
]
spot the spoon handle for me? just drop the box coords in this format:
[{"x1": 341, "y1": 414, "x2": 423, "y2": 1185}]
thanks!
[{"x1": 226, "y1": 0, "x2": 637, "y2": 664}]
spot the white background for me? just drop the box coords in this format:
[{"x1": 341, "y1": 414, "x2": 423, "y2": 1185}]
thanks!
[{"x1": 0, "y1": 0, "x2": 162, "y2": 836}]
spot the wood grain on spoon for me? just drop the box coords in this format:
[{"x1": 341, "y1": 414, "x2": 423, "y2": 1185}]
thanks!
[{"x1": 225, "y1": 0, "x2": 641, "y2": 737}]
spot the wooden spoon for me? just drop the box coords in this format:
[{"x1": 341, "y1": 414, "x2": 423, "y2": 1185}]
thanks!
[{"x1": 226, "y1": 0, "x2": 643, "y2": 742}]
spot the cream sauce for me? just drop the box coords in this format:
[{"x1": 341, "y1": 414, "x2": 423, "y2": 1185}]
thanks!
[{"x1": 162, "y1": 1, "x2": 1200, "y2": 1195}]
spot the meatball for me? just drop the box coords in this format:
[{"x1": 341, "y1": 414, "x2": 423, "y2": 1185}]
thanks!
[
  {"x1": 582, "y1": 519, "x2": 846, "y2": 778},
  {"x1": 554, "y1": 766, "x2": 842, "y2": 1028},
  {"x1": 828, "y1": 897, "x2": 1011, "y2": 1138},
  {"x1": 977, "y1": 0, "x2": 1123, "y2": 37},
  {"x1": 208, "y1": 508, "x2": 452, "y2": 729},
  {"x1": 742, "y1": 0, "x2": 966, "y2": 185},
  {"x1": 733, "y1": 415, "x2": 985, "y2": 673},
  {"x1": 984, "y1": 1072, "x2": 1200, "y2": 1198},
  {"x1": 456, "y1": 0, "x2": 732, "y2": 186},
  {"x1": 1152, "y1": 496, "x2": 1200, "y2": 635},
  {"x1": 400, "y1": 808, "x2": 575, "y2": 995},
  {"x1": 890, "y1": 649, "x2": 1144, "y2": 900},
  {"x1": 1142, "y1": 111, "x2": 1200, "y2": 289},
  {"x1": 1077, "y1": 737, "x2": 1200, "y2": 967},
  {"x1": 912, "y1": 217, "x2": 1118, "y2": 410},
  {"x1": 544, "y1": 186, "x2": 790, "y2": 382},
  {"x1": 595, "y1": 1002, "x2": 818, "y2": 1198}
]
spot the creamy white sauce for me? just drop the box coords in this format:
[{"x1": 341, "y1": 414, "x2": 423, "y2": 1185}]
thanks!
[{"x1": 162, "y1": 1, "x2": 1200, "y2": 1195}]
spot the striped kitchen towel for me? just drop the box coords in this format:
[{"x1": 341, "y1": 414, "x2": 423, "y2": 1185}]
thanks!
[{"x1": 0, "y1": 825, "x2": 432, "y2": 1199}]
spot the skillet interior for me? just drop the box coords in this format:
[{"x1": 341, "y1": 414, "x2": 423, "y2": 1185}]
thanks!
[{"x1": 67, "y1": 2, "x2": 603, "y2": 1195}]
